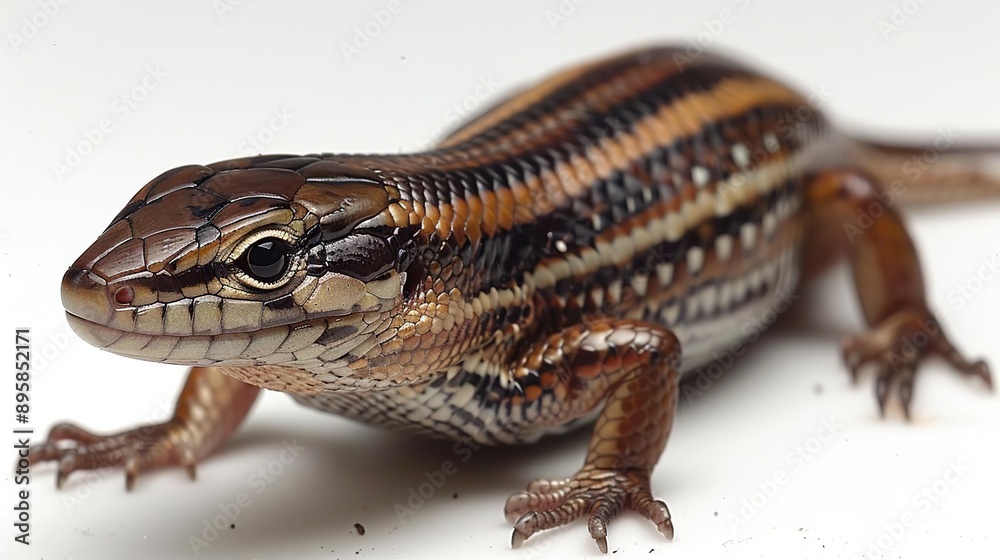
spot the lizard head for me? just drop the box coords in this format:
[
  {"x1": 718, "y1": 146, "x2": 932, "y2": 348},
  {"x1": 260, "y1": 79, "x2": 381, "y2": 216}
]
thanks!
[{"x1": 61, "y1": 155, "x2": 418, "y2": 384}]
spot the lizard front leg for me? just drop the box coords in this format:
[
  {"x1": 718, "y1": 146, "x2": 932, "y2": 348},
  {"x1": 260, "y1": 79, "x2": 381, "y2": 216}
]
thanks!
[
  {"x1": 501, "y1": 319, "x2": 680, "y2": 553},
  {"x1": 30, "y1": 366, "x2": 259, "y2": 489},
  {"x1": 805, "y1": 169, "x2": 992, "y2": 417}
]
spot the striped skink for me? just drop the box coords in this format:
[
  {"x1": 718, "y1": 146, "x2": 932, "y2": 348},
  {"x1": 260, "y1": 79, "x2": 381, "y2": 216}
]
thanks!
[{"x1": 32, "y1": 47, "x2": 998, "y2": 552}]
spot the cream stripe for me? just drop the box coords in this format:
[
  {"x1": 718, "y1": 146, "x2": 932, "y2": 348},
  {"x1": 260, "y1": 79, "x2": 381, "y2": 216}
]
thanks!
[{"x1": 529, "y1": 149, "x2": 811, "y2": 292}]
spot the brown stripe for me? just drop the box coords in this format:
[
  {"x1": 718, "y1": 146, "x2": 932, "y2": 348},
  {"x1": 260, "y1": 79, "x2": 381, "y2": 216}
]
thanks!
[
  {"x1": 436, "y1": 50, "x2": 685, "y2": 153},
  {"x1": 436, "y1": 57, "x2": 604, "y2": 148},
  {"x1": 374, "y1": 77, "x2": 808, "y2": 244}
]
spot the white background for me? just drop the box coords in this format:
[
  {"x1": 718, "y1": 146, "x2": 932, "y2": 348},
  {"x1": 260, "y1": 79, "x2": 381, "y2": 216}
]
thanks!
[{"x1": 2, "y1": 1, "x2": 999, "y2": 559}]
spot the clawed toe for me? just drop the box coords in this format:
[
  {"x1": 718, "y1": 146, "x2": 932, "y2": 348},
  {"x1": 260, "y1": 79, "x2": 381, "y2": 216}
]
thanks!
[
  {"x1": 26, "y1": 419, "x2": 196, "y2": 490},
  {"x1": 842, "y1": 310, "x2": 992, "y2": 418},
  {"x1": 506, "y1": 468, "x2": 672, "y2": 553}
]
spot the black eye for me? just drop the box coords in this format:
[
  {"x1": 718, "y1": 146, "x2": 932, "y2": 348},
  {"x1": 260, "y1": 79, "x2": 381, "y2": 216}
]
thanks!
[{"x1": 244, "y1": 237, "x2": 290, "y2": 282}]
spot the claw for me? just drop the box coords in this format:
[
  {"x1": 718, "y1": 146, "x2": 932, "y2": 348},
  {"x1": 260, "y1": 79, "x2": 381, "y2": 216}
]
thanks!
[
  {"x1": 511, "y1": 525, "x2": 529, "y2": 549},
  {"x1": 875, "y1": 368, "x2": 892, "y2": 416},
  {"x1": 56, "y1": 455, "x2": 75, "y2": 489},
  {"x1": 898, "y1": 370, "x2": 915, "y2": 420},
  {"x1": 842, "y1": 309, "x2": 992, "y2": 418},
  {"x1": 952, "y1": 358, "x2": 993, "y2": 390},
  {"x1": 634, "y1": 493, "x2": 674, "y2": 539},
  {"x1": 507, "y1": 469, "x2": 669, "y2": 553},
  {"x1": 125, "y1": 453, "x2": 139, "y2": 491},
  {"x1": 974, "y1": 362, "x2": 993, "y2": 390},
  {"x1": 588, "y1": 503, "x2": 613, "y2": 554}
]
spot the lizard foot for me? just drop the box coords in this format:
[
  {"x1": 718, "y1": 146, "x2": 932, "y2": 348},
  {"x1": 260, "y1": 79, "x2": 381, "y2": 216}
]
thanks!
[
  {"x1": 28, "y1": 419, "x2": 197, "y2": 490},
  {"x1": 505, "y1": 467, "x2": 672, "y2": 553},
  {"x1": 841, "y1": 309, "x2": 992, "y2": 419}
]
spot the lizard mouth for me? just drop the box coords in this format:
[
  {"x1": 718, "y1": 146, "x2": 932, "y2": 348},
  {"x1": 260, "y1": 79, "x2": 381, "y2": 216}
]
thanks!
[{"x1": 64, "y1": 310, "x2": 372, "y2": 367}]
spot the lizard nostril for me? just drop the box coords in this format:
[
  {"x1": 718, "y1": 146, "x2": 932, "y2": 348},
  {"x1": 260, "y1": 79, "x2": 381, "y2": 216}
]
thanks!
[{"x1": 114, "y1": 286, "x2": 134, "y2": 305}]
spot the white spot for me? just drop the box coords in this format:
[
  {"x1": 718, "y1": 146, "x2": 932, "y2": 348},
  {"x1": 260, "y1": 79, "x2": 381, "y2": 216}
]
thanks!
[
  {"x1": 686, "y1": 247, "x2": 705, "y2": 276},
  {"x1": 463, "y1": 352, "x2": 481, "y2": 374},
  {"x1": 607, "y1": 279, "x2": 623, "y2": 303},
  {"x1": 692, "y1": 166, "x2": 711, "y2": 188},
  {"x1": 630, "y1": 273, "x2": 650, "y2": 297},
  {"x1": 685, "y1": 294, "x2": 700, "y2": 320},
  {"x1": 732, "y1": 275, "x2": 749, "y2": 302},
  {"x1": 699, "y1": 285, "x2": 718, "y2": 315},
  {"x1": 718, "y1": 281, "x2": 733, "y2": 309},
  {"x1": 740, "y1": 223, "x2": 758, "y2": 252},
  {"x1": 763, "y1": 132, "x2": 780, "y2": 153},
  {"x1": 763, "y1": 261, "x2": 779, "y2": 287},
  {"x1": 715, "y1": 234, "x2": 734, "y2": 261},
  {"x1": 656, "y1": 262, "x2": 674, "y2": 286},
  {"x1": 731, "y1": 143, "x2": 751, "y2": 169},
  {"x1": 763, "y1": 212, "x2": 778, "y2": 238},
  {"x1": 554, "y1": 239, "x2": 568, "y2": 253},
  {"x1": 591, "y1": 213, "x2": 604, "y2": 230}
]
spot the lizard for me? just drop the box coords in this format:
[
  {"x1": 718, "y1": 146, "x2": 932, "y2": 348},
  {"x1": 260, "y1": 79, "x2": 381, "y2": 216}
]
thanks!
[{"x1": 30, "y1": 47, "x2": 998, "y2": 553}]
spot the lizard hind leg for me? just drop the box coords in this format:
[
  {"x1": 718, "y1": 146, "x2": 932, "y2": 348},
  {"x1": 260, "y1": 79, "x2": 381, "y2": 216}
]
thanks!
[
  {"x1": 501, "y1": 319, "x2": 681, "y2": 554},
  {"x1": 804, "y1": 169, "x2": 993, "y2": 418}
]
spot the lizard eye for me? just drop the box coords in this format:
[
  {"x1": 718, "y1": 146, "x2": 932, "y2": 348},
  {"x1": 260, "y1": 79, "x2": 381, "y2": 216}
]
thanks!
[
  {"x1": 230, "y1": 232, "x2": 297, "y2": 289},
  {"x1": 245, "y1": 238, "x2": 289, "y2": 282}
]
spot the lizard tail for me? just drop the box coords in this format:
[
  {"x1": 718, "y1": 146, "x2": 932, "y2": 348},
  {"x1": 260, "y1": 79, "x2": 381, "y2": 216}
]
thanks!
[{"x1": 847, "y1": 132, "x2": 1000, "y2": 204}]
